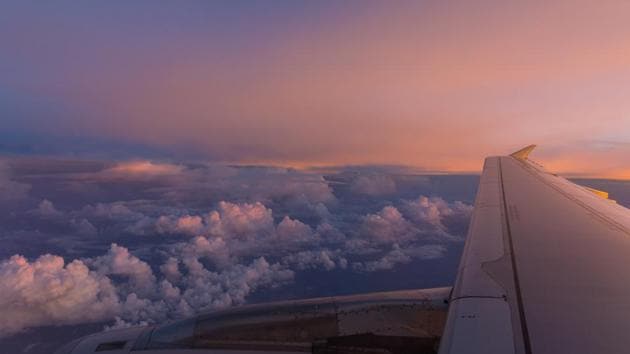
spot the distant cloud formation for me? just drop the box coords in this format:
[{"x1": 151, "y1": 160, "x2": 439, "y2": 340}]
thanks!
[
  {"x1": 0, "y1": 160, "x2": 30, "y2": 203},
  {"x1": 350, "y1": 174, "x2": 397, "y2": 196},
  {"x1": 0, "y1": 156, "x2": 475, "y2": 337},
  {"x1": 0, "y1": 254, "x2": 119, "y2": 336}
]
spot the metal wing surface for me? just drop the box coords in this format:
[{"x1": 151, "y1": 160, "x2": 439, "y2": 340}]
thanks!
[{"x1": 440, "y1": 145, "x2": 630, "y2": 354}]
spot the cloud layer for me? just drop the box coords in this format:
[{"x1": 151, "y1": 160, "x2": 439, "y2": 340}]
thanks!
[{"x1": 0, "y1": 157, "x2": 475, "y2": 337}]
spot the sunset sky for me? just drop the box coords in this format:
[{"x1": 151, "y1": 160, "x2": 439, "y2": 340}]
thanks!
[{"x1": 1, "y1": 1, "x2": 629, "y2": 178}]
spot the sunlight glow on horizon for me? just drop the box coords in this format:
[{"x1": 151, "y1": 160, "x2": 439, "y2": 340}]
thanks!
[{"x1": 1, "y1": 1, "x2": 628, "y2": 178}]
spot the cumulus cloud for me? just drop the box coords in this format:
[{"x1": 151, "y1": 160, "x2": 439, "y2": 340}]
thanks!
[
  {"x1": 0, "y1": 243, "x2": 294, "y2": 337},
  {"x1": 0, "y1": 192, "x2": 469, "y2": 336},
  {"x1": 282, "y1": 250, "x2": 348, "y2": 271},
  {"x1": 131, "y1": 201, "x2": 322, "y2": 259},
  {"x1": 0, "y1": 254, "x2": 119, "y2": 337},
  {"x1": 137, "y1": 201, "x2": 276, "y2": 239},
  {"x1": 347, "y1": 197, "x2": 469, "y2": 272},
  {"x1": 207, "y1": 201, "x2": 275, "y2": 238},
  {"x1": 0, "y1": 157, "x2": 476, "y2": 339},
  {"x1": 360, "y1": 206, "x2": 417, "y2": 244},
  {"x1": 102, "y1": 163, "x2": 337, "y2": 213},
  {"x1": 87, "y1": 244, "x2": 157, "y2": 297},
  {"x1": 275, "y1": 216, "x2": 314, "y2": 242},
  {"x1": 404, "y1": 196, "x2": 473, "y2": 229}
]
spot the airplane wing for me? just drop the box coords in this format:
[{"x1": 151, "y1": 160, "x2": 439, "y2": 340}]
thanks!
[
  {"x1": 56, "y1": 146, "x2": 630, "y2": 354},
  {"x1": 439, "y1": 145, "x2": 630, "y2": 354}
]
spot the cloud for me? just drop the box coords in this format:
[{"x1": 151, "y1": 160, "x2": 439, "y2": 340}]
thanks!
[
  {"x1": 0, "y1": 191, "x2": 467, "y2": 337},
  {"x1": 0, "y1": 160, "x2": 30, "y2": 203},
  {"x1": 0, "y1": 157, "x2": 476, "y2": 338},
  {"x1": 81, "y1": 202, "x2": 144, "y2": 222},
  {"x1": 360, "y1": 206, "x2": 417, "y2": 244},
  {"x1": 0, "y1": 254, "x2": 120, "y2": 337},
  {"x1": 131, "y1": 201, "x2": 321, "y2": 257},
  {"x1": 36, "y1": 200, "x2": 63, "y2": 218},
  {"x1": 347, "y1": 197, "x2": 469, "y2": 272},
  {"x1": 159, "y1": 257, "x2": 182, "y2": 284},
  {"x1": 0, "y1": 242, "x2": 295, "y2": 337},
  {"x1": 282, "y1": 249, "x2": 348, "y2": 271},
  {"x1": 403, "y1": 196, "x2": 473, "y2": 232},
  {"x1": 208, "y1": 201, "x2": 275, "y2": 238},
  {"x1": 87, "y1": 244, "x2": 157, "y2": 297},
  {"x1": 70, "y1": 218, "x2": 98, "y2": 237},
  {"x1": 353, "y1": 244, "x2": 447, "y2": 272},
  {"x1": 101, "y1": 161, "x2": 184, "y2": 178},
  {"x1": 350, "y1": 174, "x2": 397, "y2": 196},
  {"x1": 275, "y1": 216, "x2": 314, "y2": 243}
]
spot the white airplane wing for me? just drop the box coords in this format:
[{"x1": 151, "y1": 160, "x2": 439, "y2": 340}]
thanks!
[{"x1": 439, "y1": 145, "x2": 630, "y2": 354}]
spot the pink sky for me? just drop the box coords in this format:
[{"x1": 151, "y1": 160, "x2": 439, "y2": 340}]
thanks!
[{"x1": 2, "y1": 1, "x2": 629, "y2": 178}]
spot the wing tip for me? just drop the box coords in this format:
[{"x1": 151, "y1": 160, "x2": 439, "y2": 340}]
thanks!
[{"x1": 510, "y1": 144, "x2": 537, "y2": 160}]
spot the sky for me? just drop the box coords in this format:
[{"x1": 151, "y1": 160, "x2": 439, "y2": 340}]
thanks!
[{"x1": 1, "y1": 0, "x2": 629, "y2": 177}]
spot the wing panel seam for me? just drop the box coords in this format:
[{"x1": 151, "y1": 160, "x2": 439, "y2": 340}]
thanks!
[{"x1": 499, "y1": 157, "x2": 533, "y2": 354}]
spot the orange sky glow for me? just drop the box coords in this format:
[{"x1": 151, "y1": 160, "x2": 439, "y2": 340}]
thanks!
[{"x1": 2, "y1": 1, "x2": 629, "y2": 178}]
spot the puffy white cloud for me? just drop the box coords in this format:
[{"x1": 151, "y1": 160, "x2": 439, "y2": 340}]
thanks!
[
  {"x1": 142, "y1": 201, "x2": 276, "y2": 240},
  {"x1": 255, "y1": 172, "x2": 336, "y2": 206},
  {"x1": 178, "y1": 257, "x2": 294, "y2": 311},
  {"x1": 400, "y1": 196, "x2": 473, "y2": 241},
  {"x1": 208, "y1": 201, "x2": 275, "y2": 238},
  {"x1": 178, "y1": 236, "x2": 231, "y2": 268},
  {"x1": 276, "y1": 216, "x2": 314, "y2": 242},
  {"x1": 404, "y1": 196, "x2": 473, "y2": 229},
  {"x1": 360, "y1": 206, "x2": 418, "y2": 244},
  {"x1": 159, "y1": 257, "x2": 182, "y2": 284},
  {"x1": 0, "y1": 254, "x2": 120, "y2": 337},
  {"x1": 0, "y1": 242, "x2": 296, "y2": 337},
  {"x1": 0, "y1": 158, "x2": 476, "y2": 338},
  {"x1": 87, "y1": 244, "x2": 157, "y2": 297},
  {"x1": 154, "y1": 214, "x2": 205, "y2": 236},
  {"x1": 175, "y1": 215, "x2": 205, "y2": 235},
  {"x1": 133, "y1": 202, "x2": 322, "y2": 258}
]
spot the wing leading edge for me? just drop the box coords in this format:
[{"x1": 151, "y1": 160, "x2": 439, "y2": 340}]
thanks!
[{"x1": 440, "y1": 146, "x2": 630, "y2": 354}]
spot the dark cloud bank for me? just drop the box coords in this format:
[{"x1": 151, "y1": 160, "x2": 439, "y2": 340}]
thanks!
[{"x1": 1, "y1": 157, "x2": 628, "y2": 353}]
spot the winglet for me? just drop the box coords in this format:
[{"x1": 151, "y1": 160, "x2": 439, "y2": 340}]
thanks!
[
  {"x1": 510, "y1": 144, "x2": 537, "y2": 160},
  {"x1": 584, "y1": 187, "x2": 609, "y2": 200}
]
